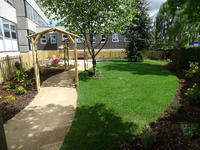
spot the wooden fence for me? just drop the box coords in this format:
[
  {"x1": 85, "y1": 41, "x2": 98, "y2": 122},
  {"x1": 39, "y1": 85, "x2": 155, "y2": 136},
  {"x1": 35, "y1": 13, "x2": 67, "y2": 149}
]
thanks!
[{"x1": 0, "y1": 50, "x2": 126, "y2": 84}]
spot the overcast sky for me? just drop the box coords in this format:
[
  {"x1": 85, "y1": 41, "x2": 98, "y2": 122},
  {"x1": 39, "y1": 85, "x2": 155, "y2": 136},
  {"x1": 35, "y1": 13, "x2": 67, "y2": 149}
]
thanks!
[{"x1": 147, "y1": 0, "x2": 167, "y2": 19}]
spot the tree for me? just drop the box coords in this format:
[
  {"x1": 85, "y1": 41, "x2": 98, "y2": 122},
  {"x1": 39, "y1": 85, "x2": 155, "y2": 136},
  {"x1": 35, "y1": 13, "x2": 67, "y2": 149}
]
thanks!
[
  {"x1": 38, "y1": 0, "x2": 138, "y2": 75},
  {"x1": 167, "y1": 0, "x2": 200, "y2": 23},
  {"x1": 155, "y1": 2, "x2": 200, "y2": 48},
  {"x1": 125, "y1": 0, "x2": 152, "y2": 62},
  {"x1": 0, "y1": 112, "x2": 7, "y2": 150}
]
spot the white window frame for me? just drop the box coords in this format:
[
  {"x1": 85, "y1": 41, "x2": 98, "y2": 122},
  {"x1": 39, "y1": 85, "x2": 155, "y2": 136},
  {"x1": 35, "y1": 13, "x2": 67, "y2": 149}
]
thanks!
[
  {"x1": 93, "y1": 36, "x2": 96, "y2": 43},
  {"x1": 124, "y1": 37, "x2": 130, "y2": 43},
  {"x1": 62, "y1": 34, "x2": 68, "y2": 41},
  {"x1": 50, "y1": 33, "x2": 57, "y2": 44},
  {"x1": 112, "y1": 33, "x2": 119, "y2": 43},
  {"x1": 40, "y1": 35, "x2": 47, "y2": 44},
  {"x1": 77, "y1": 34, "x2": 83, "y2": 43},
  {"x1": 101, "y1": 34, "x2": 106, "y2": 43}
]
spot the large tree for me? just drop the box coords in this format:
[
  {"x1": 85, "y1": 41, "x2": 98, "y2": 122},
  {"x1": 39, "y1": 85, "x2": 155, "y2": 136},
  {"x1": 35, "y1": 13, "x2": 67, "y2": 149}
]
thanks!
[
  {"x1": 38, "y1": 0, "x2": 138, "y2": 75},
  {"x1": 155, "y1": 2, "x2": 200, "y2": 48},
  {"x1": 125, "y1": 0, "x2": 152, "y2": 62}
]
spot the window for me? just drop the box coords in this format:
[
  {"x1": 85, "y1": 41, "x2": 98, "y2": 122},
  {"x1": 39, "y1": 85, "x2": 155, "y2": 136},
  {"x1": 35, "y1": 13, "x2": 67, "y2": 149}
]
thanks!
[
  {"x1": 62, "y1": 34, "x2": 68, "y2": 41},
  {"x1": 93, "y1": 36, "x2": 96, "y2": 43},
  {"x1": 50, "y1": 33, "x2": 56, "y2": 44},
  {"x1": 3, "y1": 24, "x2": 10, "y2": 38},
  {"x1": 0, "y1": 18, "x2": 18, "y2": 51},
  {"x1": 112, "y1": 33, "x2": 119, "y2": 42},
  {"x1": 77, "y1": 34, "x2": 83, "y2": 43},
  {"x1": 124, "y1": 37, "x2": 130, "y2": 42},
  {"x1": 5, "y1": 0, "x2": 14, "y2": 5},
  {"x1": 25, "y1": 1, "x2": 48, "y2": 26},
  {"x1": 11, "y1": 25, "x2": 17, "y2": 39},
  {"x1": 27, "y1": 30, "x2": 35, "y2": 50},
  {"x1": 101, "y1": 34, "x2": 106, "y2": 43},
  {"x1": 40, "y1": 35, "x2": 47, "y2": 44}
]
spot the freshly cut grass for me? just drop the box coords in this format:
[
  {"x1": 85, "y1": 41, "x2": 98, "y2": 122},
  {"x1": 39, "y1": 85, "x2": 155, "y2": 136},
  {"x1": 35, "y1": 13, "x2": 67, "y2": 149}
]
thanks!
[{"x1": 60, "y1": 59, "x2": 178, "y2": 150}]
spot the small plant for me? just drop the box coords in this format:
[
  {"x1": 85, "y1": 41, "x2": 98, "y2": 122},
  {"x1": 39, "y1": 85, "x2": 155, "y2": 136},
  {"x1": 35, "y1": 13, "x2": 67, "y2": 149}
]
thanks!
[
  {"x1": 3, "y1": 82, "x2": 17, "y2": 91},
  {"x1": 51, "y1": 58, "x2": 60, "y2": 67},
  {"x1": 0, "y1": 95, "x2": 2, "y2": 99},
  {"x1": 181, "y1": 123, "x2": 200, "y2": 138},
  {"x1": 4, "y1": 95, "x2": 15, "y2": 104},
  {"x1": 185, "y1": 62, "x2": 200, "y2": 79},
  {"x1": 141, "y1": 129, "x2": 157, "y2": 150},
  {"x1": 23, "y1": 80, "x2": 33, "y2": 88},
  {"x1": 185, "y1": 83, "x2": 200, "y2": 105},
  {"x1": 15, "y1": 69, "x2": 28, "y2": 82},
  {"x1": 15, "y1": 86, "x2": 27, "y2": 95},
  {"x1": 167, "y1": 102, "x2": 181, "y2": 120}
]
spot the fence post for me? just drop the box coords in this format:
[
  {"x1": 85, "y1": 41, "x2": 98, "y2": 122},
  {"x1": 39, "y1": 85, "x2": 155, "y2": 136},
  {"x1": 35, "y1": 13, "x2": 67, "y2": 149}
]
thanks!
[{"x1": 6, "y1": 55, "x2": 11, "y2": 79}]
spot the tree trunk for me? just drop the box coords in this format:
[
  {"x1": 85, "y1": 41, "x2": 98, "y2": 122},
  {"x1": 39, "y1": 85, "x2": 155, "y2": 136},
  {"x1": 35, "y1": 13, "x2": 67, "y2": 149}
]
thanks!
[
  {"x1": 0, "y1": 112, "x2": 8, "y2": 150},
  {"x1": 92, "y1": 55, "x2": 97, "y2": 76}
]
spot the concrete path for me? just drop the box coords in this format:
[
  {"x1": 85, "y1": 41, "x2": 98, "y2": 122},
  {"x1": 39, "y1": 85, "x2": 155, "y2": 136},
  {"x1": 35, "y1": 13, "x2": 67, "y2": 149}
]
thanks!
[{"x1": 4, "y1": 61, "x2": 92, "y2": 150}]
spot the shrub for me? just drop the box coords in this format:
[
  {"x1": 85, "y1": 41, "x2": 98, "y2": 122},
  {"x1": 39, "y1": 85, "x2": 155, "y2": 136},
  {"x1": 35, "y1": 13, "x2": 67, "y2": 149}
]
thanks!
[
  {"x1": 3, "y1": 82, "x2": 17, "y2": 91},
  {"x1": 15, "y1": 86, "x2": 27, "y2": 95},
  {"x1": 181, "y1": 123, "x2": 200, "y2": 138},
  {"x1": 0, "y1": 95, "x2": 2, "y2": 99},
  {"x1": 51, "y1": 58, "x2": 60, "y2": 67},
  {"x1": 184, "y1": 62, "x2": 200, "y2": 79},
  {"x1": 141, "y1": 129, "x2": 157, "y2": 150},
  {"x1": 15, "y1": 69, "x2": 28, "y2": 83},
  {"x1": 185, "y1": 83, "x2": 200, "y2": 105},
  {"x1": 23, "y1": 80, "x2": 33, "y2": 88},
  {"x1": 170, "y1": 47, "x2": 200, "y2": 69},
  {"x1": 3, "y1": 95, "x2": 15, "y2": 104},
  {"x1": 167, "y1": 102, "x2": 181, "y2": 120}
]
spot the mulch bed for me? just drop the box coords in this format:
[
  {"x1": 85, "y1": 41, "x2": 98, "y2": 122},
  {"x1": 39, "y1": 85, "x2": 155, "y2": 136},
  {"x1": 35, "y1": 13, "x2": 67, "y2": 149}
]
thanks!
[
  {"x1": 120, "y1": 63, "x2": 200, "y2": 150},
  {"x1": 0, "y1": 83, "x2": 37, "y2": 124},
  {"x1": 0, "y1": 65, "x2": 75, "y2": 124}
]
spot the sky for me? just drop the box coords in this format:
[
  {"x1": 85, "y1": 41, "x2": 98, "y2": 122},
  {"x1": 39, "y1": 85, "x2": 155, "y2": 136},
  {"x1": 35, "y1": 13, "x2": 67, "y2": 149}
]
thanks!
[{"x1": 147, "y1": 0, "x2": 167, "y2": 19}]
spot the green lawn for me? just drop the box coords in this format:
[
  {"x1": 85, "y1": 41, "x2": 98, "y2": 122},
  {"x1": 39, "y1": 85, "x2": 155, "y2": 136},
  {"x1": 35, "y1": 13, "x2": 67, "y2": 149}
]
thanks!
[{"x1": 60, "y1": 59, "x2": 178, "y2": 150}]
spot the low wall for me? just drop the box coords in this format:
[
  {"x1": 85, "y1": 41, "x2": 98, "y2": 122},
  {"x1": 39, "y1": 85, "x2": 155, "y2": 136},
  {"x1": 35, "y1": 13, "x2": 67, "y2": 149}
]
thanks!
[{"x1": 0, "y1": 49, "x2": 126, "y2": 83}]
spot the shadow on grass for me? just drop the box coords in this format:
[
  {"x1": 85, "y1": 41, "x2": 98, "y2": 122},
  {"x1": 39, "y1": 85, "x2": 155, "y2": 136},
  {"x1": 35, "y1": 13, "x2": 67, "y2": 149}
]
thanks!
[
  {"x1": 102, "y1": 61, "x2": 171, "y2": 76},
  {"x1": 78, "y1": 70, "x2": 92, "y2": 82},
  {"x1": 60, "y1": 104, "x2": 137, "y2": 150}
]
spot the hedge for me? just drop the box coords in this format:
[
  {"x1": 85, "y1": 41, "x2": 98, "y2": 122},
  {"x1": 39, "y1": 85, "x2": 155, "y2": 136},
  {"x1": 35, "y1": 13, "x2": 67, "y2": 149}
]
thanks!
[{"x1": 145, "y1": 48, "x2": 200, "y2": 69}]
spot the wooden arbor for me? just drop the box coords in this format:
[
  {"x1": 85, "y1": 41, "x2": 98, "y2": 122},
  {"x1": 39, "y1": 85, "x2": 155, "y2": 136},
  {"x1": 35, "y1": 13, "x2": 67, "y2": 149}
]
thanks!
[{"x1": 27, "y1": 27, "x2": 86, "y2": 91}]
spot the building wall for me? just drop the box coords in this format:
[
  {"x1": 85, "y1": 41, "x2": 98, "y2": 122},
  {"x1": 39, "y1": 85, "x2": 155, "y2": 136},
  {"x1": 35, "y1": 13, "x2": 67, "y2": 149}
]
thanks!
[
  {"x1": 15, "y1": 0, "x2": 48, "y2": 53},
  {"x1": 0, "y1": 0, "x2": 20, "y2": 57},
  {"x1": 36, "y1": 27, "x2": 129, "y2": 51}
]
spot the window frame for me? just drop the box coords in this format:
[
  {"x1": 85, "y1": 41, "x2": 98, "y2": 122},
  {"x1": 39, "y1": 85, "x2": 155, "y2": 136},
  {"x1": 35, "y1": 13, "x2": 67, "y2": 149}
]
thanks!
[
  {"x1": 101, "y1": 34, "x2": 106, "y2": 43},
  {"x1": 50, "y1": 33, "x2": 57, "y2": 44},
  {"x1": 62, "y1": 34, "x2": 68, "y2": 41},
  {"x1": 40, "y1": 35, "x2": 47, "y2": 44},
  {"x1": 112, "y1": 33, "x2": 119, "y2": 43}
]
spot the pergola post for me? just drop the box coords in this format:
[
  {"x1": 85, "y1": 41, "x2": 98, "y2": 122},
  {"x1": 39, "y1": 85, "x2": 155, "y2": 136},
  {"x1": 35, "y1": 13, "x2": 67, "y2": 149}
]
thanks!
[
  {"x1": 67, "y1": 41, "x2": 70, "y2": 67},
  {"x1": 31, "y1": 37, "x2": 40, "y2": 91},
  {"x1": 74, "y1": 37, "x2": 79, "y2": 87},
  {"x1": 64, "y1": 40, "x2": 67, "y2": 70}
]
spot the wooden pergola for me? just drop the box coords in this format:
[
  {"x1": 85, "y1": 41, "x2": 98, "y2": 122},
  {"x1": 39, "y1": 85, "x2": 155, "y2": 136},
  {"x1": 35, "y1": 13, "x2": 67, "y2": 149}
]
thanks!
[{"x1": 27, "y1": 27, "x2": 88, "y2": 91}]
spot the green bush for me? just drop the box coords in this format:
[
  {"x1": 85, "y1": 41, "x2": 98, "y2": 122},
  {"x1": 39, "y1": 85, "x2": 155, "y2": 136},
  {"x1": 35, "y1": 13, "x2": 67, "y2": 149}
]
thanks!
[
  {"x1": 141, "y1": 129, "x2": 157, "y2": 150},
  {"x1": 184, "y1": 62, "x2": 200, "y2": 79},
  {"x1": 3, "y1": 82, "x2": 17, "y2": 91},
  {"x1": 23, "y1": 80, "x2": 33, "y2": 88},
  {"x1": 181, "y1": 123, "x2": 200, "y2": 138},
  {"x1": 185, "y1": 83, "x2": 200, "y2": 105},
  {"x1": 0, "y1": 95, "x2": 2, "y2": 99},
  {"x1": 15, "y1": 69, "x2": 28, "y2": 83},
  {"x1": 167, "y1": 102, "x2": 181, "y2": 120},
  {"x1": 15, "y1": 86, "x2": 27, "y2": 95},
  {"x1": 3, "y1": 95, "x2": 15, "y2": 104},
  {"x1": 170, "y1": 47, "x2": 200, "y2": 69}
]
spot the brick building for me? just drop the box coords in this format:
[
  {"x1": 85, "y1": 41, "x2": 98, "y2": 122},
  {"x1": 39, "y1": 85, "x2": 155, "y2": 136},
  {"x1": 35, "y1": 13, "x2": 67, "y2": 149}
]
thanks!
[{"x1": 37, "y1": 27, "x2": 129, "y2": 51}]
